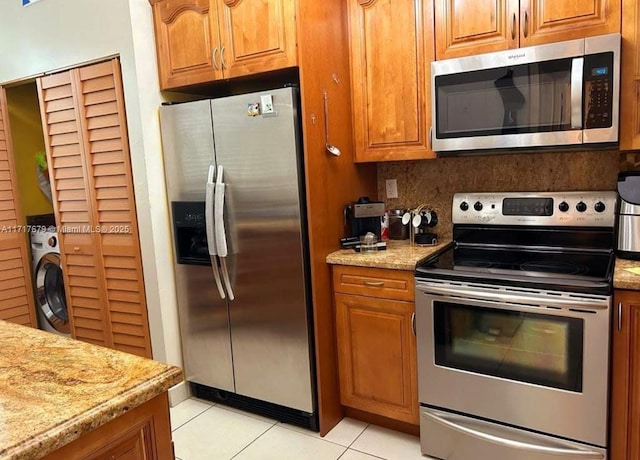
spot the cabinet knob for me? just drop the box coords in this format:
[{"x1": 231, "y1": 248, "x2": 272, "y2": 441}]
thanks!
[
  {"x1": 523, "y1": 10, "x2": 529, "y2": 38},
  {"x1": 73, "y1": 246, "x2": 80, "y2": 252},
  {"x1": 511, "y1": 13, "x2": 516, "y2": 40}
]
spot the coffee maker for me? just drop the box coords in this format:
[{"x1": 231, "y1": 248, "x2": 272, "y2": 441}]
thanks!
[
  {"x1": 344, "y1": 197, "x2": 385, "y2": 239},
  {"x1": 617, "y1": 171, "x2": 640, "y2": 259}
]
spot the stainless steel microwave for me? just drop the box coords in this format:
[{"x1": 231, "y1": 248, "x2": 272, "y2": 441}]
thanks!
[{"x1": 431, "y1": 33, "x2": 620, "y2": 153}]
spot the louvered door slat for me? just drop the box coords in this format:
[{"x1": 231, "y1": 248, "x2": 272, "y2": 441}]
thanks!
[
  {"x1": 74, "y1": 59, "x2": 151, "y2": 358},
  {"x1": 0, "y1": 89, "x2": 37, "y2": 327}
]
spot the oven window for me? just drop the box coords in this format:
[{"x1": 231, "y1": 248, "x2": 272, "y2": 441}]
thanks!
[{"x1": 434, "y1": 302, "x2": 584, "y2": 392}]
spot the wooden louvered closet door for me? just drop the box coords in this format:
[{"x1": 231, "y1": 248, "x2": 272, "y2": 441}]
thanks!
[
  {"x1": 37, "y1": 59, "x2": 152, "y2": 358},
  {"x1": 0, "y1": 89, "x2": 37, "y2": 327}
]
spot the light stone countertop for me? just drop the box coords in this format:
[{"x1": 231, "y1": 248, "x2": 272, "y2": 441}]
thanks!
[
  {"x1": 614, "y1": 257, "x2": 640, "y2": 290},
  {"x1": 326, "y1": 239, "x2": 452, "y2": 271},
  {"x1": 0, "y1": 320, "x2": 183, "y2": 460}
]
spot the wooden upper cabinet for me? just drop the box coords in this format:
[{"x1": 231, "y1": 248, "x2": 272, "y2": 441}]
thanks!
[
  {"x1": 620, "y1": 0, "x2": 640, "y2": 150},
  {"x1": 151, "y1": 0, "x2": 221, "y2": 89},
  {"x1": 216, "y1": 0, "x2": 297, "y2": 79},
  {"x1": 520, "y1": 0, "x2": 620, "y2": 47},
  {"x1": 150, "y1": 0, "x2": 297, "y2": 90},
  {"x1": 435, "y1": 0, "x2": 620, "y2": 59},
  {"x1": 0, "y1": 88, "x2": 37, "y2": 328},
  {"x1": 348, "y1": 0, "x2": 435, "y2": 162},
  {"x1": 434, "y1": 0, "x2": 519, "y2": 60}
]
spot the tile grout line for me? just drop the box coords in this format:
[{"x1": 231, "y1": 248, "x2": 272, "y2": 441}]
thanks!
[
  {"x1": 275, "y1": 420, "x2": 373, "y2": 449},
  {"x1": 171, "y1": 404, "x2": 216, "y2": 432},
  {"x1": 346, "y1": 422, "x2": 371, "y2": 449},
  {"x1": 228, "y1": 422, "x2": 279, "y2": 459}
]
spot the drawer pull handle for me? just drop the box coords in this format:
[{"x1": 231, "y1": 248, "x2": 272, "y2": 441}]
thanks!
[
  {"x1": 73, "y1": 246, "x2": 80, "y2": 252},
  {"x1": 618, "y1": 302, "x2": 623, "y2": 332},
  {"x1": 411, "y1": 312, "x2": 416, "y2": 336},
  {"x1": 363, "y1": 281, "x2": 384, "y2": 287}
]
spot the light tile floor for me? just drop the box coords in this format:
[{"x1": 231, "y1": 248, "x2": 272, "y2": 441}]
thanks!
[{"x1": 170, "y1": 398, "x2": 435, "y2": 460}]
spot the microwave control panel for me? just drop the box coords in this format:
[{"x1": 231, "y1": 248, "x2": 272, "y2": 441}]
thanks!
[{"x1": 584, "y1": 53, "x2": 614, "y2": 129}]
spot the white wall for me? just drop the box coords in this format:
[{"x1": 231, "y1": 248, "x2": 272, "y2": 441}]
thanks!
[{"x1": 0, "y1": 0, "x2": 184, "y2": 402}]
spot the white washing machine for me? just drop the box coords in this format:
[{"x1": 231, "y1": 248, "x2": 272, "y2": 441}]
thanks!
[{"x1": 30, "y1": 228, "x2": 70, "y2": 336}]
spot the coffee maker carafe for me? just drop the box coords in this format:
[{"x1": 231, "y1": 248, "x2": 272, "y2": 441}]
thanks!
[{"x1": 344, "y1": 197, "x2": 385, "y2": 239}]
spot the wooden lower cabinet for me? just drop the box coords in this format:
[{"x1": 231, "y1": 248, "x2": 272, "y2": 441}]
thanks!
[
  {"x1": 41, "y1": 392, "x2": 173, "y2": 460},
  {"x1": 333, "y1": 266, "x2": 418, "y2": 425},
  {"x1": 611, "y1": 289, "x2": 640, "y2": 460}
]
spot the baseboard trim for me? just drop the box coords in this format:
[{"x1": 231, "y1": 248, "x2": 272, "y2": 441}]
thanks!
[{"x1": 168, "y1": 380, "x2": 189, "y2": 407}]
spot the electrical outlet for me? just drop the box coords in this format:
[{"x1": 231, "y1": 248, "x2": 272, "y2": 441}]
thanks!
[{"x1": 386, "y1": 179, "x2": 398, "y2": 199}]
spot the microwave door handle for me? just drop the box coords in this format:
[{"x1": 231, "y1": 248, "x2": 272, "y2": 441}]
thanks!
[
  {"x1": 423, "y1": 410, "x2": 603, "y2": 458},
  {"x1": 571, "y1": 57, "x2": 584, "y2": 130},
  {"x1": 205, "y1": 165, "x2": 226, "y2": 300},
  {"x1": 215, "y1": 166, "x2": 235, "y2": 300}
]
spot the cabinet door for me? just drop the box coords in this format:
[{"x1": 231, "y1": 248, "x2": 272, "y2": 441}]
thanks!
[
  {"x1": 348, "y1": 0, "x2": 434, "y2": 162},
  {"x1": 74, "y1": 61, "x2": 152, "y2": 359},
  {"x1": 0, "y1": 89, "x2": 38, "y2": 328},
  {"x1": 151, "y1": 0, "x2": 222, "y2": 90},
  {"x1": 620, "y1": 0, "x2": 640, "y2": 150},
  {"x1": 520, "y1": 0, "x2": 620, "y2": 47},
  {"x1": 434, "y1": 0, "x2": 519, "y2": 59},
  {"x1": 37, "y1": 71, "x2": 113, "y2": 347},
  {"x1": 611, "y1": 290, "x2": 640, "y2": 460},
  {"x1": 335, "y1": 292, "x2": 418, "y2": 424},
  {"x1": 216, "y1": 0, "x2": 297, "y2": 79}
]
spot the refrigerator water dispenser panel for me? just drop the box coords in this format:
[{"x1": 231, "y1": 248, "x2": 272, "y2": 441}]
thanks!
[{"x1": 171, "y1": 201, "x2": 210, "y2": 266}]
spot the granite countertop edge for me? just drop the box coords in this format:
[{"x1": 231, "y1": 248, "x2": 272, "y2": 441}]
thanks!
[
  {"x1": 4, "y1": 364, "x2": 182, "y2": 460},
  {"x1": 326, "y1": 240, "x2": 452, "y2": 271},
  {"x1": 614, "y1": 257, "x2": 640, "y2": 291}
]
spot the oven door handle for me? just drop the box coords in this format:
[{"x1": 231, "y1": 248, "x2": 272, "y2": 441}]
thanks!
[
  {"x1": 417, "y1": 284, "x2": 608, "y2": 310},
  {"x1": 423, "y1": 409, "x2": 604, "y2": 458}
]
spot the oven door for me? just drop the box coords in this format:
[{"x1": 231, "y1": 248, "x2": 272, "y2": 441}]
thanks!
[{"x1": 415, "y1": 280, "x2": 610, "y2": 448}]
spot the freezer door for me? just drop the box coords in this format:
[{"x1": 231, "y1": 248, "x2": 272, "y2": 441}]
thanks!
[
  {"x1": 160, "y1": 101, "x2": 235, "y2": 391},
  {"x1": 173, "y1": 264, "x2": 234, "y2": 391},
  {"x1": 159, "y1": 100, "x2": 216, "y2": 201},
  {"x1": 211, "y1": 88, "x2": 314, "y2": 413}
]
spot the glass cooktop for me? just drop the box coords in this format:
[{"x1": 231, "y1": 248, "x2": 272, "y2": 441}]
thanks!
[{"x1": 416, "y1": 243, "x2": 615, "y2": 295}]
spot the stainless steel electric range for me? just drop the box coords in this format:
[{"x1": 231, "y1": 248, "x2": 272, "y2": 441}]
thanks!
[{"x1": 415, "y1": 191, "x2": 617, "y2": 460}]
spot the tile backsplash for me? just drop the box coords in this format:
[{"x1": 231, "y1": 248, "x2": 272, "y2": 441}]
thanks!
[{"x1": 377, "y1": 149, "x2": 623, "y2": 240}]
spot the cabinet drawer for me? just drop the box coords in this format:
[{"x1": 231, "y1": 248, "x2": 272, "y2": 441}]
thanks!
[{"x1": 332, "y1": 265, "x2": 414, "y2": 301}]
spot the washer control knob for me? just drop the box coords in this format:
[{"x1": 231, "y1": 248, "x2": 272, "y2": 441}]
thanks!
[
  {"x1": 473, "y1": 201, "x2": 483, "y2": 211},
  {"x1": 48, "y1": 236, "x2": 57, "y2": 248},
  {"x1": 460, "y1": 201, "x2": 469, "y2": 211},
  {"x1": 558, "y1": 201, "x2": 569, "y2": 212},
  {"x1": 576, "y1": 201, "x2": 587, "y2": 213},
  {"x1": 594, "y1": 201, "x2": 606, "y2": 213}
]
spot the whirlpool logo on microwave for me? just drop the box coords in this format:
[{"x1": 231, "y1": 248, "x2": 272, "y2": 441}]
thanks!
[{"x1": 507, "y1": 52, "x2": 526, "y2": 60}]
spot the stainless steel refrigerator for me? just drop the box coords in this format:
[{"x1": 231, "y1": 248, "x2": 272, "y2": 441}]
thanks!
[{"x1": 159, "y1": 87, "x2": 316, "y2": 429}]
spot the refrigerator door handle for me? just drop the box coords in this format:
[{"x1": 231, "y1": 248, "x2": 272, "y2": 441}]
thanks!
[
  {"x1": 215, "y1": 165, "x2": 235, "y2": 300},
  {"x1": 205, "y1": 165, "x2": 226, "y2": 299}
]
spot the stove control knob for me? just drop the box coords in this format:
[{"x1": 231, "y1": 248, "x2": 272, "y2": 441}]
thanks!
[
  {"x1": 460, "y1": 201, "x2": 469, "y2": 211},
  {"x1": 558, "y1": 201, "x2": 569, "y2": 212},
  {"x1": 473, "y1": 201, "x2": 483, "y2": 211},
  {"x1": 576, "y1": 201, "x2": 587, "y2": 213},
  {"x1": 594, "y1": 201, "x2": 606, "y2": 213}
]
